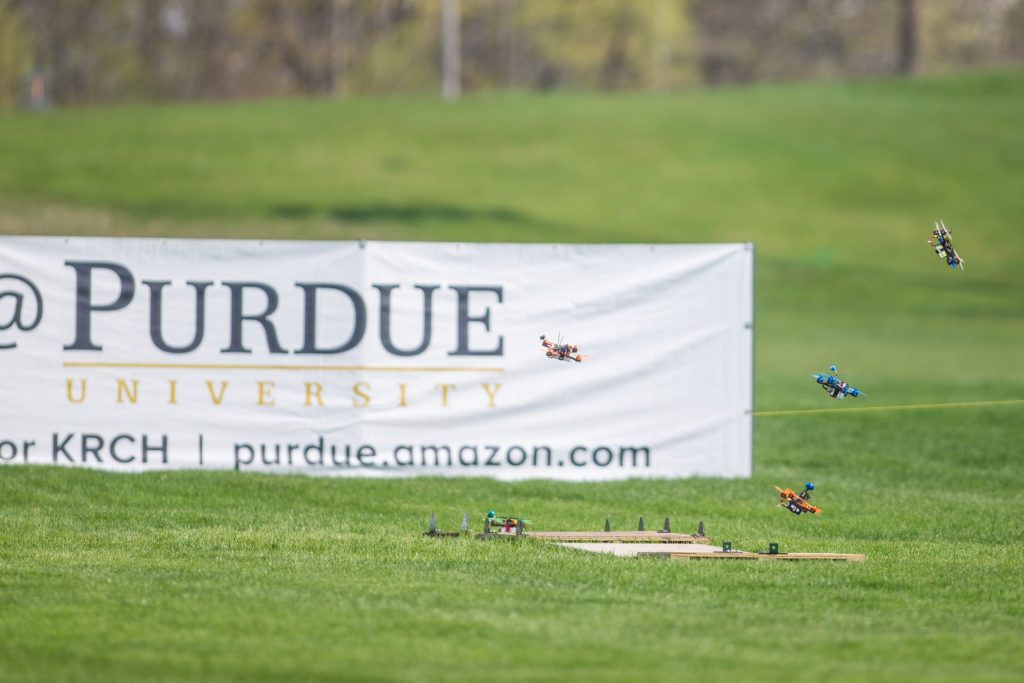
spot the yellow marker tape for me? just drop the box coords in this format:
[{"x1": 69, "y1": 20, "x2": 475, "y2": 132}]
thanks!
[
  {"x1": 63, "y1": 361, "x2": 504, "y2": 373},
  {"x1": 753, "y1": 399, "x2": 1024, "y2": 417}
]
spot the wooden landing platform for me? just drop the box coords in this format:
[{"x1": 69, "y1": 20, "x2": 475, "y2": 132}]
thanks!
[
  {"x1": 529, "y1": 531, "x2": 711, "y2": 544},
  {"x1": 656, "y1": 550, "x2": 865, "y2": 562}
]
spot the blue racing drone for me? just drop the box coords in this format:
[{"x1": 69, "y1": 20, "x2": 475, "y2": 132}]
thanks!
[
  {"x1": 928, "y1": 220, "x2": 964, "y2": 271},
  {"x1": 813, "y1": 364, "x2": 863, "y2": 400}
]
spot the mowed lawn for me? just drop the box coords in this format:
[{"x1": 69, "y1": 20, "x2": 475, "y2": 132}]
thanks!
[{"x1": 2, "y1": 70, "x2": 1024, "y2": 682}]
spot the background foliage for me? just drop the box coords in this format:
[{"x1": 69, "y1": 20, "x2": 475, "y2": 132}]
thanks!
[{"x1": 3, "y1": 0, "x2": 1024, "y2": 105}]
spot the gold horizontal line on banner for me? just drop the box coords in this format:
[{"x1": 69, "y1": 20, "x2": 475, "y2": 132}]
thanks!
[
  {"x1": 63, "y1": 361, "x2": 505, "y2": 373},
  {"x1": 754, "y1": 399, "x2": 1024, "y2": 417}
]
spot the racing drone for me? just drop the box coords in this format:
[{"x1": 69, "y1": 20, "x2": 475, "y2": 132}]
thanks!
[
  {"x1": 485, "y1": 510, "x2": 529, "y2": 534},
  {"x1": 775, "y1": 482, "x2": 821, "y2": 515},
  {"x1": 813, "y1": 364, "x2": 863, "y2": 400},
  {"x1": 928, "y1": 220, "x2": 964, "y2": 270},
  {"x1": 540, "y1": 334, "x2": 587, "y2": 363}
]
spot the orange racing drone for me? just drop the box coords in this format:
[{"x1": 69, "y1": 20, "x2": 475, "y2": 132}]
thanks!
[
  {"x1": 775, "y1": 482, "x2": 821, "y2": 515},
  {"x1": 540, "y1": 334, "x2": 587, "y2": 363}
]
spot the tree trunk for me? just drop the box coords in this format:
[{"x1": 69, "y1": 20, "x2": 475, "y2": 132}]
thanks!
[
  {"x1": 441, "y1": 0, "x2": 460, "y2": 100},
  {"x1": 896, "y1": 0, "x2": 918, "y2": 75}
]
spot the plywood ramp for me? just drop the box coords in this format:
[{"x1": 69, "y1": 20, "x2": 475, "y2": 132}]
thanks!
[
  {"x1": 556, "y1": 542, "x2": 720, "y2": 556},
  {"x1": 529, "y1": 531, "x2": 711, "y2": 544}
]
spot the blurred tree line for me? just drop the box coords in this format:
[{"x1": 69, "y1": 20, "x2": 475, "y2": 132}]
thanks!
[{"x1": 2, "y1": 0, "x2": 1024, "y2": 107}]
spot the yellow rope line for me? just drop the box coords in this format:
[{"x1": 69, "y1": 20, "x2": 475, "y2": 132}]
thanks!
[
  {"x1": 63, "y1": 361, "x2": 504, "y2": 373},
  {"x1": 754, "y1": 399, "x2": 1024, "y2": 417}
]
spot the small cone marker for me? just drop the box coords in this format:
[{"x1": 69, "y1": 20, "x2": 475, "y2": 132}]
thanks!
[
  {"x1": 697, "y1": 521, "x2": 705, "y2": 537},
  {"x1": 461, "y1": 512, "x2": 469, "y2": 533},
  {"x1": 429, "y1": 512, "x2": 438, "y2": 534},
  {"x1": 638, "y1": 516, "x2": 646, "y2": 531},
  {"x1": 660, "y1": 517, "x2": 671, "y2": 533},
  {"x1": 604, "y1": 517, "x2": 612, "y2": 532}
]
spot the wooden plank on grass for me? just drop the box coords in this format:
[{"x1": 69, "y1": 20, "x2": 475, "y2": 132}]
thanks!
[{"x1": 660, "y1": 551, "x2": 865, "y2": 562}]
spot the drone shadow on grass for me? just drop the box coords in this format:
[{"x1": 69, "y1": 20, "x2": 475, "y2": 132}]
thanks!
[{"x1": 271, "y1": 201, "x2": 581, "y2": 235}]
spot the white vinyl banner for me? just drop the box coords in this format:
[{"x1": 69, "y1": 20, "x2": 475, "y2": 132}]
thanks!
[{"x1": 0, "y1": 237, "x2": 752, "y2": 479}]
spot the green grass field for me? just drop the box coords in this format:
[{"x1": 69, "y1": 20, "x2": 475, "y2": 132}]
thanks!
[{"x1": 2, "y1": 70, "x2": 1024, "y2": 682}]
